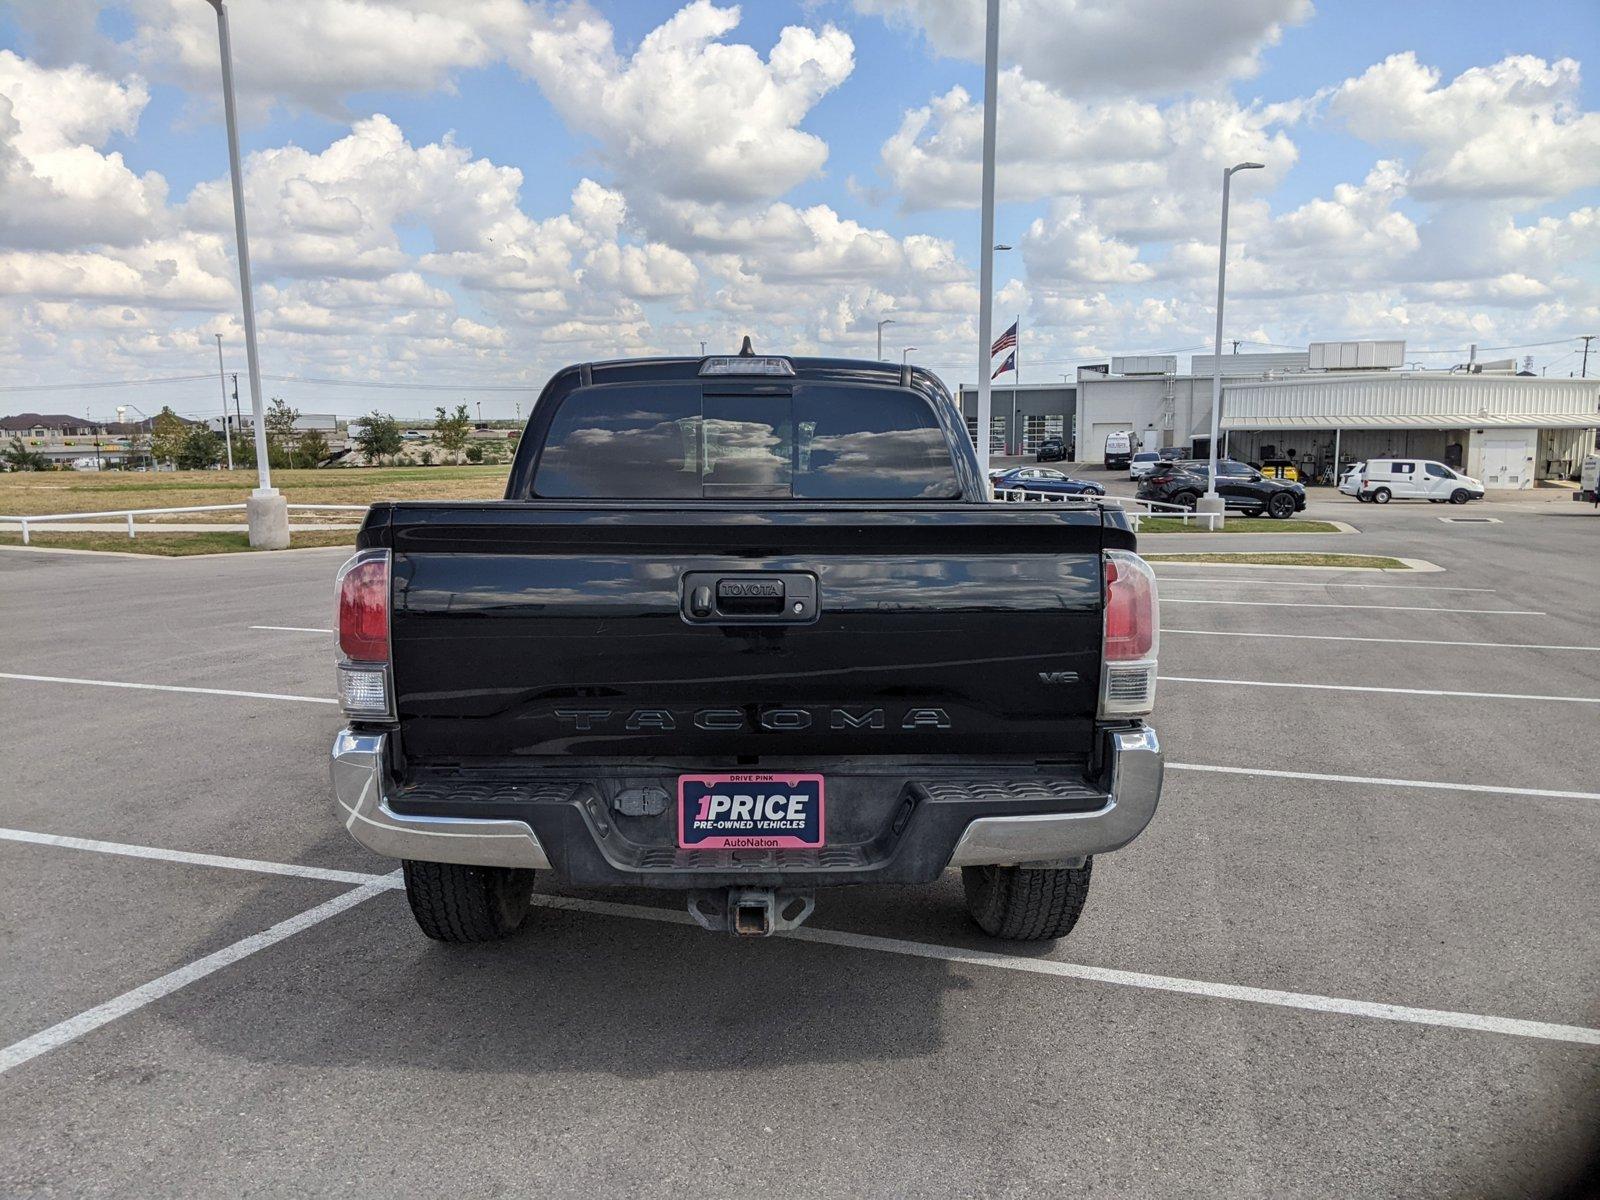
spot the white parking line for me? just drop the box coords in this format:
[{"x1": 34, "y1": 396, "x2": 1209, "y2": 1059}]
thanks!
[
  {"x1": 0, "y1": 672, "x2": 335, "y2": 705},
  {"x1": 0, "y1": 875, "x2": 397, "y2": 1076},
  {"x1": 529, "y1": 895, "x2": 1600, "y2": 1048},
  {"x1": 250, "y1": 625, "x2": 333, "y2": 634},
  {"x1": 1158, "y1": 676, "x2": 1598, "y2": 705},
  {"x1": 1161, "y1": 628, "x2": 1600, "y2": 652},
  {"x1": 1156, "y1": 578, "x2": 1496, "y2": 592},
  {"x1": 8, "y1": 832, "x2": 1597, "y2": 1059},
  {"x1": 1167, "y1": 762, "x2": 1600, "y2": 802},
  {"x1": 0, "y1": 826, "x2": 389, "y2": 888},
  {"x1": 1163, "y1": 599, "x2": 1542, "y2": 615}
]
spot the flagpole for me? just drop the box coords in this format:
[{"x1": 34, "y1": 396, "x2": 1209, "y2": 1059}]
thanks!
[{"x1": 1012, "y1": 313, "x2": 1020, "y2": 456}]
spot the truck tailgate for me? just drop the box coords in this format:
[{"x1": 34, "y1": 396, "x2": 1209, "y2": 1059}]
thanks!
[{"x1": 376, "y1": 503, "x2": 1115, "y2": 763}]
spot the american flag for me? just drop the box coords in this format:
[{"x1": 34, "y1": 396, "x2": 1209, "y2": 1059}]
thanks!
[
  {"x1": 990, "y1": 321, "x2": 1018, "y2": 357},
  {"x1": 991, "y1": 350, "x2": 1016, "y2": 379}
]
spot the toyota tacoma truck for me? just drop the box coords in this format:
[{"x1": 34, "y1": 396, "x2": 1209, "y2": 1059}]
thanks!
[{"x1": 331, "y1": 345, "x2": 1163, "y2": 943}]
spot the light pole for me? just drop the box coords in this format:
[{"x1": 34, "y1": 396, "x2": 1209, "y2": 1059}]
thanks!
[
  {"x1": 204, "y1": 0, "x2": 286, "y2": 547},
  {"x1": 876, "y1": 318, "x2": 895, "y2": 361},
  {"x1": 1200, "y1": 161, "x2": 1264, "y2": 524},
  {"x1": 213, "y1": 332, "x2": 233, "y2": 470},
  {"x1": 973, "y1": 0, "x2": 1000, "y2": 480},
  {"x1": 902, "y1": 346, "x2": 918, "y2": 365}
]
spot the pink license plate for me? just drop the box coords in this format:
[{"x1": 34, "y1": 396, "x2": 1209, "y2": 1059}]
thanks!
[{"x1": 678, "y1": 773, "x2": 825, "y2": 850}]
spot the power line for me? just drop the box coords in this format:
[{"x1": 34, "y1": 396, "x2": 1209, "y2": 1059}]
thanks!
[{"x1": 0, "y1": 373, "x2": 214, "y2": 392}]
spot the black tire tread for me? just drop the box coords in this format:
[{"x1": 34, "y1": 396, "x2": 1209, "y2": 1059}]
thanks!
[
  {"x1": 402, "y1": 859, "x2": 534, "y2": 943},
  {"x1": 962, "y1": 860, "x2": 1093, "y2": 941}
]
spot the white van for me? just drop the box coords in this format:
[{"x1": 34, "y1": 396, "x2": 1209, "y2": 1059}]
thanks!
[
  {"x1": 1354, "y1": 459, "x2": 1484, "y2": 505},
  {"x1": 1104, "y1": 430, "x2": 1137, "y2": 471}
]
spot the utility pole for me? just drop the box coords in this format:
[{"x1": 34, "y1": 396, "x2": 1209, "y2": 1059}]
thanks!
[
  {"x1": 214, "y1": 332, "x2": 233, "y2": 469},
  {"x1": 973, "y1": 0, "x2": 1000, "y2": 480},
  {"x1": 1200, "y1": 161, "x2": 1265, "y2": 525},
  {"x1": 699, "y1": 340, "x2": 706, "y2": 356},
  {"x1": 1231, "y1": 340, "x2": 1240, "y2": 355},
  {"x1": 232, "y1": 374, "x2": 242, "y2": 443},
  {"x1": 476, "y1": 400, "x2": 483, "y2": 423},
  {"x1": 205, "y1": 0, "x2": 285, "y2": 547},
  {"x1": 1582, "y1": 335, "x2": 1595, "y2": 378}
]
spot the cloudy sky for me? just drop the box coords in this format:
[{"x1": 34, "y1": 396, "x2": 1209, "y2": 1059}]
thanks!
[{"x1": 1, "y1": 0, "x2": 1597, "y2": 422}]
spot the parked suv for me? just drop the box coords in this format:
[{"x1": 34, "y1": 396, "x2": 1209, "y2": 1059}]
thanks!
[
  {"x1": 1138, "y1": 460, "x2": 1307, "y2": 519},
  {"x1": 1351, "y1": 459, "x2": 1484, "y2": 504},
  {"x1": 1035, "y1": 437, "x2": 1068, "y2": 462}
]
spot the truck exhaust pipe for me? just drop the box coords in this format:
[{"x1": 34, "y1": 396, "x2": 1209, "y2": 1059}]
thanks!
[{"x1": 687, "y1": 888, "x2": 815, "y2": 937}]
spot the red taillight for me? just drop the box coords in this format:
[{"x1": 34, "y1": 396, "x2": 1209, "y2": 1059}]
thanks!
[
  {"x1": 337, "y1": 552, "x2": 389, "y2": 662},
  {"x1": 1104, "y1": 552, "x2": 1157, "y2": 661}
]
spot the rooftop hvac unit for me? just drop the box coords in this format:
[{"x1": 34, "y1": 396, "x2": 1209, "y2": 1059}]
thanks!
[
  {"x1": 1110, "y1": 355, "x2": 1177, "y2": 376},
  {"x1": 1308, "y1": 340, "x2": 1405, "y2": 371}
]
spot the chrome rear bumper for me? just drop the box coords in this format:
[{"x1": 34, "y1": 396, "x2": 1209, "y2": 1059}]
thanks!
[
  {"x1": 945, "y1": 726, "x2": 1163, "y2": 867},
  {"x1": 330, "y1": 725, "x2": 1161, "y2": 874},
  {"x1": 331, "y1": 729, "x2": 550, "y2": 870}
]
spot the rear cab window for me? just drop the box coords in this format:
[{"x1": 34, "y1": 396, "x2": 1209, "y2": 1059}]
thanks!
[{"x1": 531, "y1": 382, "x2": 962, "y2": 500}]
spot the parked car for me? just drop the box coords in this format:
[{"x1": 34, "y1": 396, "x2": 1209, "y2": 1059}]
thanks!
[
  {"x1": 1353, "y1": 458, "x2": 1484, "y2": 504},
  {"x1": 1338, "y1": 461, "x2": 1366, "y2": 496},
  {"x1": 1035, "y1": 437, "x2": 1068, "y2": 462},
  {"x1": 994, "y1": 467, "x2": 1106, "y2": 498},
  {"x1": 331, "y1": 349, "x2": 1164, "y2": 946},
  {"x1": 1257, "y1": 458, "x2": 1300, "y2": 482},
  {"x1": 1137, "y1": 459, "x2": 1307, "y2": 518},
  {"x1": 1129, "y1": 451, "x2": 1163, "y2": 480}
]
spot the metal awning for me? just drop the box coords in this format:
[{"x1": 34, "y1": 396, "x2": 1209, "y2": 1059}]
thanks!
[{"x1": 1220, "y1": 413, "x2": 1600, "y2": 431}]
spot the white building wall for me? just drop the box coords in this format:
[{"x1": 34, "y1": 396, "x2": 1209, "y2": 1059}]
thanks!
[
  {"x1": 1076, "y1": 375, "x2": 1218, "y2": 464},
  {"x1": 1222, "y1": 373, "x2": 1599, "y2": 427}
]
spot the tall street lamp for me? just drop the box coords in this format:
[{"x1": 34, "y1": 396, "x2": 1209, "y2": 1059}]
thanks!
[
  {"x1": 901, "y1": 346, "x2": 918, "y2": 365},
  {"x1": 204, "y1": 0, "x2": 286, "y2": 548},
  {"x1": 973, "y1": 0, "x2": 1000, "y2": 480},
  {"x1": 213, "y1": 332, "x2": 233, "y2": 470},
  {"x1": 876, "y1": 318, "x2": 895, "y2": 361},
  {"x1": 1199, "y1": 161, "x2": 1265, "y2": 525}
]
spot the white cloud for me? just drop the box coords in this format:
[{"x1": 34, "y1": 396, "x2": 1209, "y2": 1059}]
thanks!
[
  {"x1": 0, "y1": 51, "x2": 168, "y2": 249},
  {"x1": 854, "y1": 0, "x2": 1312, "y2": 95},
  {"x1": 125, "y1": 0, "x2": 534, "y2": 117},
  {"x1": 1023, "y1": 200, "x2": 1154, "y2": 285},
  {"x1": 517, "y1": 1, "x2": 854, "y2": 203},
  {"x1": 1331, "y1": 53, "x2": 1600, "y2": 201},
  {"x1": 880, "y1": 74, "x2": 1301, "y2": 223}
]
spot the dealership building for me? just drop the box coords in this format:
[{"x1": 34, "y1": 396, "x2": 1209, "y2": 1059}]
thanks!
[
  {"x1": 955, "y1": 381, "x2": 1076, "y2": 457},
  {"x1": 1072, "y1": 342, "x2": 1599, "y2": 487}
]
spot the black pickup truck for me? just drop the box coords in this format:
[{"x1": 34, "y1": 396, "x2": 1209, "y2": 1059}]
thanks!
[{"x1": 331, "y1": 347, "x2": 1163, "y2": 943}]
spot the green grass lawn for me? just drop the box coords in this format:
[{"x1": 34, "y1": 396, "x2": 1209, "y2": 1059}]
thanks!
[
  {"x1": 1137, "y1": 517, "x2": 1342, "y2": 533},
  {"x1": 1144, "y1": 552, "x2": 1407, "y2": 569},
  {"x1": 0, "y1": 465, "x2": 509, "y2": 517},
  {"x1": 0, "y1": 529, "x2": 357, "y2": 556}
]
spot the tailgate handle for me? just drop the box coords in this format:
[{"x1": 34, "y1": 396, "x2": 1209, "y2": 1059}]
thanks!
[
  {"x1": 716, "y1": 577, "x2": 785, "y2": 614},
  {"x1": 682, "y1": 572, "x2": 818, "y2": 624}
]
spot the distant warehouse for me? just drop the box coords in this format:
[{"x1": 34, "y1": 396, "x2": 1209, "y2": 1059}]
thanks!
[{"x1": 1073, "y1": 341, "x2": 1599, "y2": 487}]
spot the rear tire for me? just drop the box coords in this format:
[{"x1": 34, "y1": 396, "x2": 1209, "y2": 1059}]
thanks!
[
  {"x1": 1450, "y1": 489, "x2": 1470, "y2": 504},
  {"x1": 1173, "y1": 490, "x2": 1199, "y2": 510},
  {"x1": 962, "y1": 860, "x2": 1093, "y2": 941},
  {"x1": 1267, "y1": 492, "x2": 1296, "y2": 519},
  {"x1": 402, "y1": 859, "x2": 536, "y2": 943},
  {"x1": 1371, "y1": 487, "x2": 1391, "y2": 504}
]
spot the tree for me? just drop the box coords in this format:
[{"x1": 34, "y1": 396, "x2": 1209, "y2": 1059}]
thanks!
[
  {"x1": 433, "y1": 403, "x2": 473, "y2": 463},
  {"x1": 149, "y1": 407, "x2": 187, "y2": 465},
  {"x1": 465, "y1": 443, "x2": 484, "y2": 464},
  {"x1": 3, "y1": 435, "x2": 48, "y2": 471},
  {"x1": 175, "y1": 425, "x2": 222, "y2": 470},
  {"x1": 353, "y1": 412, "x2": 403, "y2": 465},
  {"x1": 265, "y1": 397, "x2": 300, "y2": 469},
  {"x1": 297, "y1": 427, "x2": 330, "y2": 467},
  {"x1": 418, "y1": 448, "x2": 434, "y2": 466},
  {"x1": 121, "y1": 426, "x2": 149, "y2": 471}
]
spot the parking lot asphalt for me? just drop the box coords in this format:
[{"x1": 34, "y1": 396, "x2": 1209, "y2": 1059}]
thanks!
[{"x1": 1, "y1": 498, "x2": 1597, "y2": 1198}]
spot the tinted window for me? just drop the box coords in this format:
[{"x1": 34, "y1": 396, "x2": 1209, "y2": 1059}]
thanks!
[
  {"x1": 532, "y1": 384, "x2": 959, "y2": 500},
  {"x1": 1220, "y1": 462, "x2": 1253, "y2": 477},
  {"x1": 1392, "y1": 461, "x2": 1414, "y2": 474},
  {"x1": 1425, "y1": 463, "x2": 1450, "y2": 479}
]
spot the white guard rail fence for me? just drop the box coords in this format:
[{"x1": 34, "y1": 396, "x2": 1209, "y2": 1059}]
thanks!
[
  {"x1": 0, "y1": 503, "x2": 371, "y2": 545},
  {"x1": 994, "y1": 488, "x2": 1223, "y2": 531}
]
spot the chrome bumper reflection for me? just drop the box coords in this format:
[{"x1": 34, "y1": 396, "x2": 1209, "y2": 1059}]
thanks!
[
  {"x1": 946, "y1": 726, "x2": 1163, "y2": 868},
  {"x1": 330, "y1": 729, "x2": 550, "y2": 870}
]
